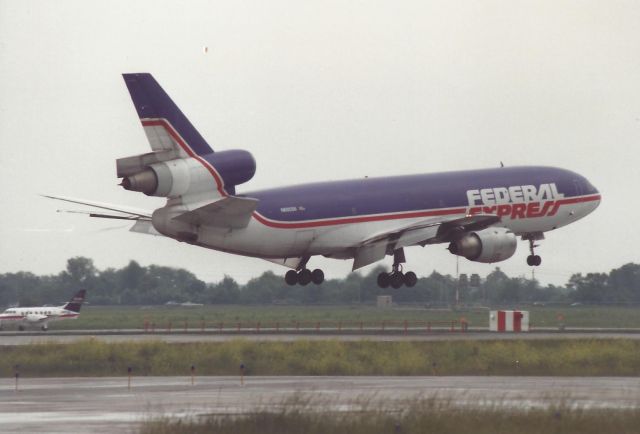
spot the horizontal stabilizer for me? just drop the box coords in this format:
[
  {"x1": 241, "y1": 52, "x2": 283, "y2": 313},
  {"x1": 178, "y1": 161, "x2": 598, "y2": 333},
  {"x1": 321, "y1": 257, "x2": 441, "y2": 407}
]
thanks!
[
  {"x1": 42, "y1": 195, "x2": 151, "y2": 219},
  {"x1": 173, "y1": 196, "x2": 259, "y2": 229},
  {"x1": 130, "y1": 220, "x2": 162, "y2": 236}
]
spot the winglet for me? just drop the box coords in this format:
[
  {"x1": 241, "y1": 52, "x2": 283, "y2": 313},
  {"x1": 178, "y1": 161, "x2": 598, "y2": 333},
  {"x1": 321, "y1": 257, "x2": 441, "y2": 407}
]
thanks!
[{"x1": 122, "y1": 73, "x2": 214, "y2": 156}]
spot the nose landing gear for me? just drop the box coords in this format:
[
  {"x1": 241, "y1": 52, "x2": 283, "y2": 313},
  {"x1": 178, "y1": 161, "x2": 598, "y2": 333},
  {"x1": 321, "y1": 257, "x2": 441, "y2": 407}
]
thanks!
[{"x1": 526, "y1": 239, "x2": 542, "y2": 266}]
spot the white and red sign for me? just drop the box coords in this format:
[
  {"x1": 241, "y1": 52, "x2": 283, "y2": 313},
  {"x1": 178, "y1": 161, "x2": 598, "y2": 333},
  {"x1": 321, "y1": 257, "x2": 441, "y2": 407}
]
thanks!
[{"x1": 490, "y1": 310, "x2": 529, "y2": 332}]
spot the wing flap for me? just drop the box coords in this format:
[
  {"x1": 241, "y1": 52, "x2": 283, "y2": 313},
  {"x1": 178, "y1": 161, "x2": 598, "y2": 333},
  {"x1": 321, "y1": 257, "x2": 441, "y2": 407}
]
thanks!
[
  {"x1": 350, "y1": 213, "x2": 501, "y2": 270},
  {"x1": 352, "y1": 243, "x2": 387, "y2": 271}
]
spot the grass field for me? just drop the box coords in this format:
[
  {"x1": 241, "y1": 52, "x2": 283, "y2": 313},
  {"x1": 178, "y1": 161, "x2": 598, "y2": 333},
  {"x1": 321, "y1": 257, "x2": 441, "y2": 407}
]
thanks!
[
  {"x1": 45, "y1": 304, "x2": 640, "y2": 330},
  {"x1": 4, "y1": 338, "x2": 640, "y2": 377},
  {"x1": 140, "y1": 398, "x2": 640, "y2": 434}
]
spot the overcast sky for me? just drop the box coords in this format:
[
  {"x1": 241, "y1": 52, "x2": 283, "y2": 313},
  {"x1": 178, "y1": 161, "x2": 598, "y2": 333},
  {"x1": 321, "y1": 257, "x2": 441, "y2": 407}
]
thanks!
[{"x1": 1, "y1": 0, "x2": 638, "y2": 285}]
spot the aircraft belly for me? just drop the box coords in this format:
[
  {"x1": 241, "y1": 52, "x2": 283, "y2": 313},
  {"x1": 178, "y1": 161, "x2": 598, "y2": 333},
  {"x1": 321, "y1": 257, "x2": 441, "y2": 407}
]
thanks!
[{"x1": 198, "y1": 220, "x2": 300, "y2": 257}]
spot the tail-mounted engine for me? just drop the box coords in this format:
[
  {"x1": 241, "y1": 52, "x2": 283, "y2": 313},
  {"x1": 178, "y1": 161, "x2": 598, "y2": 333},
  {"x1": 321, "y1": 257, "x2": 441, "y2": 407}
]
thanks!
[
  {"x1": 116, "y1": 149, "x2": 256, "y2": 197},
  {"x1": 448, "y1": 227, "x2": 517, "y2": 263}
]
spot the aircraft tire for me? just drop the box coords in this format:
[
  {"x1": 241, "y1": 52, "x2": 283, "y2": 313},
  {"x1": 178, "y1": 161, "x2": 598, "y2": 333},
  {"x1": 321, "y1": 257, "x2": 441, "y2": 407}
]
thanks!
[
  {"x1": 377, "y1": 272, "x2": 390, "y2": 288},
  {"x1": 526, "y1": 255, "x2": 534, "y2": 266},
  {"x1": 285, "y1": 270, "x2": 298, "y2": 286},
  {"x1": 391, "y1": 272, "x2": 404, "y2": 289},
  {"x1": 18, "y1": 325, "x2": 25, "y2": 331},
  {"x1": 298, "y1": 269, "x2": 312, "y2": 286},
  {"x1": 404, "y1": 271, "x2": 417, "y2": 287},
  {"x1": 311, "y1": 269, "x2": 324, "y2": 285},
  {"x1": 534, "y1": 255, "x2": 542, "y2": 266}
]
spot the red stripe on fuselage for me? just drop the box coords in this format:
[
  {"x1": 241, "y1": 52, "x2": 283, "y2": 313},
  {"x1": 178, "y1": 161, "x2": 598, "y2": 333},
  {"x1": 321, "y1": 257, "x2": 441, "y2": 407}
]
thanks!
[
  {"x1": 140, "y1": 119, "x2": 228, "y2": 197},
  {"x1": 252, "y1": 194, "x2": 601, "y2": 229},
  {"x1": 252, "y1": 207, "x2": 468, "y2": 229}
]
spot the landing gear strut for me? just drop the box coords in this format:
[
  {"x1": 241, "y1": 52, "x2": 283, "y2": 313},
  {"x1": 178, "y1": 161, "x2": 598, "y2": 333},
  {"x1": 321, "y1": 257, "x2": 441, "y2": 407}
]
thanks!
[
  {"x1": 377, "y1": 249, "x2": 418, "y2": 289},
  {"x1": 284, "y1": 257, "x2": 325, "y2": 286},
  {"x1": 526, "y1": 239, "x2": 542, "y2": 267}
]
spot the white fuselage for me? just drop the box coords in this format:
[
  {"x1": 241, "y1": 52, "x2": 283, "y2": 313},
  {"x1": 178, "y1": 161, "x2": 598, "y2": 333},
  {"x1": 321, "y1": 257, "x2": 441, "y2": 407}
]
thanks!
[
  {"x1": 193, "y1": 193, "x2": 600, "y2": 259},
  {"x1": 0, "y1": 306, "x2": 79, "y2": 329}
]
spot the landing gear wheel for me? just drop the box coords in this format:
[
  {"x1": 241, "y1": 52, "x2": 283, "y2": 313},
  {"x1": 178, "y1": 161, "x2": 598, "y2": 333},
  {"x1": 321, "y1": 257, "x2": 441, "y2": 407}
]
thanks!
[
  {"x1": 377, "y1": 272, "x2": 390, "y2": 288},
  {"x1": 526, "y1": 255, "x2": 542, "y2": 267},
  {"x1": 526, "y1": 239, "x2": 542, "y2": 267},
  {"x1": 391, "y1": 272, "x2": 404, "y2": 289},
  {"x1": 404, "y1": 271, "x2": 417, "y2": 287},
  {"x1": 285, "y1": 270, "x2": 298, "y2": 286},
  {"x1": 298, "y1": 269, "x2": 312, "y2": 286},
  {"x1": 18, "y1": 325, "x2": 25, "y2": 331},
  {"x1": 311, "y1": 269, "x2": 324, "y2": 285},
  {"x1": 41, "y1": 325, "x2": 48, "y2": 331}
]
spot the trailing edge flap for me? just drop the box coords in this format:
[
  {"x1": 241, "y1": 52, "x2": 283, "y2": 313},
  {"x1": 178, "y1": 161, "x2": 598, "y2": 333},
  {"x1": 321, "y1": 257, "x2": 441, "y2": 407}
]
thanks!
[
  {"x1": 262, "y1": 257, "x2": 305, "y2": 270},
  {"x1": 353, "y1": 243, "x2": 388, "y2": 271},
  {"x1": 172, "y1": 196, "x2": 259, "y2": 229}
]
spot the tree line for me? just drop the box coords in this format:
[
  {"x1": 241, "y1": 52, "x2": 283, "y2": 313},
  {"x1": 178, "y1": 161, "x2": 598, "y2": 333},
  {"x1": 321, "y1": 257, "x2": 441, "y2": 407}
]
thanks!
[{"x1": 0, "y1": 257, "x2": 638, "y2": 306}]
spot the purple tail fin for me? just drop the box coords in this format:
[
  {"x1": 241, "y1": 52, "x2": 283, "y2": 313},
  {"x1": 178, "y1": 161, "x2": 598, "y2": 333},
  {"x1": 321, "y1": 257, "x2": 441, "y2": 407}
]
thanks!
[
  {"x1": 122, "y1": 73, "x2": 214, "y2": 156},
  {"x1": 63, "y1": 290, "x2": 86, "y2": 313}
]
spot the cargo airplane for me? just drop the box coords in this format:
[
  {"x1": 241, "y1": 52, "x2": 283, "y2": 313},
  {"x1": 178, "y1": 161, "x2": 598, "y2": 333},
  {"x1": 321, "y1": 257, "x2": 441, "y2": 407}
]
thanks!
[
  {"x1": 0, "y1": 290, "x2": 86, "y2": 331},
  {"x1": 46, "y1": 74, "x2": 601, "y2": 289}
]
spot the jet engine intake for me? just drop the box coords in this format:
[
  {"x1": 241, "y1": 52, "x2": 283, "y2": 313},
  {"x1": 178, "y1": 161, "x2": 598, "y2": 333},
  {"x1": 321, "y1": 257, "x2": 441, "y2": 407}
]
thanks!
[{"x1": 448, "y1": 227, "x2": 517, "y2": 263}]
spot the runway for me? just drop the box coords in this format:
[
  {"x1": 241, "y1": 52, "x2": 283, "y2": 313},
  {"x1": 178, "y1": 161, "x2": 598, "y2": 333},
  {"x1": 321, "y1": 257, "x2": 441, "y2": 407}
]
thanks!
[
  {"x1": 1, "y1": 376, "x2": 639, "y2": 433},
  {"x1": 2, "y1": 330, "x2": 640, "y2": 345}
]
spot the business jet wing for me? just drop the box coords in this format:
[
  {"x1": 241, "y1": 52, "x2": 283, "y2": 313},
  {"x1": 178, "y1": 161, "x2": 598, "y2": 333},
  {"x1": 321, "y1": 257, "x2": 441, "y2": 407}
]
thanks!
[{"x1": 352, "y1": 214, "x2": 500, "y2": 270}]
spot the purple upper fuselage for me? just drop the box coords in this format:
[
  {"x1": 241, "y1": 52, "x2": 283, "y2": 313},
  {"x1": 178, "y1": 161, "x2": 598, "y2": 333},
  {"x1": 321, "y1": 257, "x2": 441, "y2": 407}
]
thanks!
[
  {"x1": 120, "y1": 74, "x2": 599, "y2": 226},
  {"x1": 243, "y1": 166, "x2": 599, "y2": 222}
]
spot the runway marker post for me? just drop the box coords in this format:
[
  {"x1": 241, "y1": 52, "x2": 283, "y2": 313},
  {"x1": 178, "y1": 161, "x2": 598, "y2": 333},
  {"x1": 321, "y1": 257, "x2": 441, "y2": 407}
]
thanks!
[
  {"x1": 127, "y1": 366, "x2": 132, "y2": 391},
  {"x1": 190, "y1": 365, "x2": 195, "y2": 386},
  {"x1": 14, "y1": 364, "x2": 19, "y2": 392},
  {"x1": 240, "y1": 363, "x2": 245, "y2": 386}
]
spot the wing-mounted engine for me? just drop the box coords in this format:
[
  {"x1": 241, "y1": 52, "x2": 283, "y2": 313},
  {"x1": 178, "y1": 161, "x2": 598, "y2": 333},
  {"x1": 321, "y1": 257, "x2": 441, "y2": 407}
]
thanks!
[
  {"x1": 448, "y1": 227, "x2": 517, "y2": 263},
  {"x1": 117, "y1": 149, "x2": 256, "y2": 198}
]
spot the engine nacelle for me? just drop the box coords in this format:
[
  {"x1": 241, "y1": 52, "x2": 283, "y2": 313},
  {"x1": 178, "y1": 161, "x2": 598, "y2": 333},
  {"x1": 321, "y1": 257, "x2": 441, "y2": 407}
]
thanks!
[
  {"x1": 448, "y1": 227, "x2": 517, "y2": 263},
  {"x1": 120, "y1": 149, "x2": 256, "y2": 197}
]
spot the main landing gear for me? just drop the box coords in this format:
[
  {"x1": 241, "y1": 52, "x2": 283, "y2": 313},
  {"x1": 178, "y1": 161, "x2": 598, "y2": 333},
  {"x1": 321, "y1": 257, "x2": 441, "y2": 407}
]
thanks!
[
  {"x1": 377, "y1": 249, "x2": 418, "y2": 289},
  {"x1": 526, "y1": 239, "x2": 542, "y2": 267},
  {"x1": 284, "y1": 256, "x2": 325, "y2": 286},
  {"x1": 285, "y1": 268, "x2": 324, "y2": 286}
]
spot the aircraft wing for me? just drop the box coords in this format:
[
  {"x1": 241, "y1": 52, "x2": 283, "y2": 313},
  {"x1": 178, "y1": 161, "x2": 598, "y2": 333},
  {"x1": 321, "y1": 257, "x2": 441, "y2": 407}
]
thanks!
[
  {"x1": 25, "y1": 314, "x2": 48, "y2": 323},
  {"x1": 172, "y1": 196, "x2": 259, "y2": 229},
  {"x1": 351, "y1": 214, "x2": 500, "y2": 270}
]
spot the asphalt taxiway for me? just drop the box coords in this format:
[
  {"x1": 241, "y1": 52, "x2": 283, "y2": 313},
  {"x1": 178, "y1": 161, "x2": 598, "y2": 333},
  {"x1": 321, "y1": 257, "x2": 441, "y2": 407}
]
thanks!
[
  {"x1": 1, "y1": 376, "x2": 639, "y2": 433},
  {"x1": 2, "y1": 329, "x2": 640, "y2": 345}
]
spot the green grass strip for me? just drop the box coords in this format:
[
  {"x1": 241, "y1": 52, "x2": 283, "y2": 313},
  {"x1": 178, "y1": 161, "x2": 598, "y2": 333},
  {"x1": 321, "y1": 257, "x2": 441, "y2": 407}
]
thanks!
[
  {"x1": 4, "y1": 338, "x2": 640, "y2": 377},
  {"x1": 140, "y1": 399, "x2": 640, "y2": 434}
]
